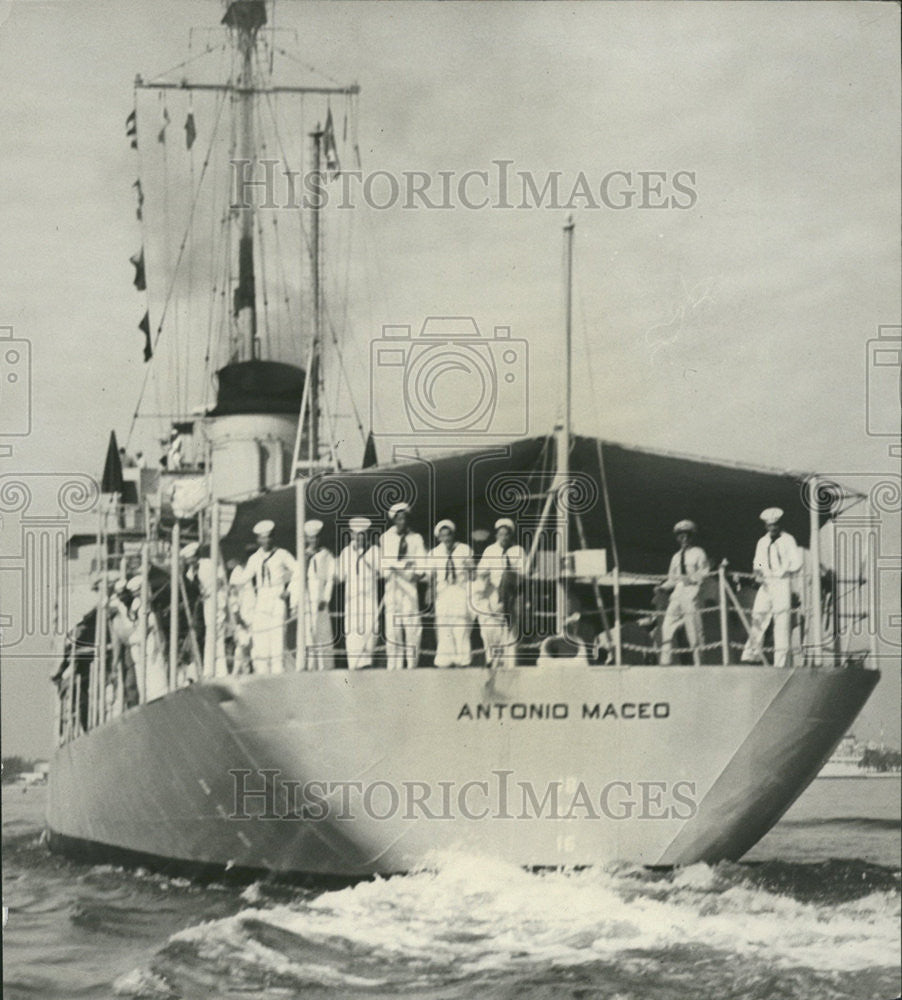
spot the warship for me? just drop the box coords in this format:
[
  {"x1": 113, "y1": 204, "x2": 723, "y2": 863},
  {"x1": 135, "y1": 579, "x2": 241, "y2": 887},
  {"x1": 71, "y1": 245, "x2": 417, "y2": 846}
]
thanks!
[{"x1": 47, "y1": 1, "x2": 880, "y2": 878}]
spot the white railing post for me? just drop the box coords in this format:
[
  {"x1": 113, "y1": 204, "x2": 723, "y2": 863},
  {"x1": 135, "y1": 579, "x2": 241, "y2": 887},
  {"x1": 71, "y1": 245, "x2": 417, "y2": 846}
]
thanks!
[
  {"x1": 210, "y1": 501, "x2": 221, "y2": 677},
  {"x1": 96, "y1": 525, "x2": 109, "y2": 726},
  {"x1": 170, "y1": 520, "x2": 180, "y2": 690},
  {"x1": 139, "y1": 541, "x2": 149, "y2": 702},
  {"x1": 808, "y1": 475, "x2": 824, "y2": 667},
  {"x1": 73, "y1": 671, "x2": 81, "y2": 738},
  {"x1": 867, "y1": 497, "x2": 878, "y2": 667},
  {"x1": 718, "y1": 561, "x2": 730, "y2": 665},
  {"x1": 295, "y1": 477, "x2": 307, "y2": 672}
]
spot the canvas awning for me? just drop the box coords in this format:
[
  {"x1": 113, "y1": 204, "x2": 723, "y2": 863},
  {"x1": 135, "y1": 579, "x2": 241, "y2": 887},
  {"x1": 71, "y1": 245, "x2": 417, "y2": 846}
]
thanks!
[{"x1": 222, "y1": 435, "x2": 859, "y2": 575}]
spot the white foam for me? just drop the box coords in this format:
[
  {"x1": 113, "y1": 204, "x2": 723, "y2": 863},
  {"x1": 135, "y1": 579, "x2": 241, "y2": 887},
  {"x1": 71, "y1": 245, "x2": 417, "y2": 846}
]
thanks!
[
  {"x1": 112, "y1": 967, "x2": 173, "y2": 997},
  {"x1": 158, "y1": 854, "x2": 901, "y2": 985}
]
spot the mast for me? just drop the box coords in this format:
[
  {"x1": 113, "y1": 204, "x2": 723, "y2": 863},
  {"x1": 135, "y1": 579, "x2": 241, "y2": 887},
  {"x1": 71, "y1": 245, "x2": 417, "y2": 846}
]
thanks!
[
  {"x1": 308, "y1": 126, "x2": 323, "y2": 464},
  {"x1": 223, "y1": 0, "x2": 267, "y2": 361},
  {"x1": 555, "y1": 215, "x2": 575, "y2": 634}
]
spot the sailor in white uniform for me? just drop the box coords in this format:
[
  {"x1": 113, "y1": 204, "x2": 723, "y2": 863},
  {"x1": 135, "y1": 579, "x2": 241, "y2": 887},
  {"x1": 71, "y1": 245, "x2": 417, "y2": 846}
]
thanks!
[
  {"x1": 475, "y1": 518, "x2": 527, "y2": 668},
  {"x1": 245, "y1": 519, "x2": 297, "y2": 674},
  {"x1": 742, "y1": 507, "x2": 803, "y2": 667},
  {"x1": 226, "y1": 556, "x2": 254, "y2": 674},
  {"x1": 379, "y1": 502, "x2": 426, "y2": 669},
  {"x1": 193, "y1": 546, "x2": 227, "y2": 677},
  {"x1": 428, "y1": 520, "x2": 475, "y2": 668},
  {"x1": 125, "y1": 575, "x2": 168, "y2": 701},
  {"x1": 294, "y1": 519, "x2": 336, "y2": 671},
  {"x1": 107, "y1": 578, "x2": 137, "y2": 713},
  {"x1": 658, "y1": 519, "x2": 710, "y2": 666},
  {"x1": 337, "y1": 516, "x2": 379, "y2": 669},
  {"x1": 179, "y1": 541, "x2": 204, "y2": 681}
]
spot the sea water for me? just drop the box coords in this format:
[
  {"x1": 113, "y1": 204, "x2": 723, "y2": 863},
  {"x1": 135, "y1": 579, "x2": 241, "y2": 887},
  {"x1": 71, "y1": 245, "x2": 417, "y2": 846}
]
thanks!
[{"x1": 2, "y1": 778, "x2": 899, "y2": 1000}]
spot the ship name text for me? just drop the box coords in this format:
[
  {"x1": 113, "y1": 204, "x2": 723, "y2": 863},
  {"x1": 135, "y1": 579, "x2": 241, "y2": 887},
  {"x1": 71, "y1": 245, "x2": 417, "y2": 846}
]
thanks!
[{"x1": 456, "y1": 702, "x2": 671, "y2": 721}]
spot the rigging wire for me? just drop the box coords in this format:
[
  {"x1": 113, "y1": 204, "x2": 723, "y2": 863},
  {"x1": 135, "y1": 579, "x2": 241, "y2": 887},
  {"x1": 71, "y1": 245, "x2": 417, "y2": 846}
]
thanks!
[
  {"x1": 157, "y1": 90, "x2": 180, "y2": 416},
  {"x1": 577, "y1": 277, "x2": 620, "y2": 570},
  {"x1": 126, "y1": 85, "x2": 230, "y2": 449},
  {"x1": 258, "y1": 84, "x2": 296, "y2": 364},
  {"x1": 144, "y1": 40, "x2": 223, "y2": 86},
  {"x1": 184, "y1": 81, "x2": 196, "y2": 419},
  {"x1": 272, "y1": 44, "x2": 349, "y2": 88}
]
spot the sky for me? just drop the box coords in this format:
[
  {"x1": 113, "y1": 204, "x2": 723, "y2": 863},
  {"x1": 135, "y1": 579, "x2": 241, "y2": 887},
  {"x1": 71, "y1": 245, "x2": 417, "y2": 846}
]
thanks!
[{"x1": 0, "y1": 0, "x2": 899, "y2": 757}]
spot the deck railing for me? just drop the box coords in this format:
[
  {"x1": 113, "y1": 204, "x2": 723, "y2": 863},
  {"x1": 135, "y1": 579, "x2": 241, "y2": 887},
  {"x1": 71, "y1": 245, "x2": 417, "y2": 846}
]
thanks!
[{"x1": 54, "y1": 474, "x2": 875, "y2": 745}]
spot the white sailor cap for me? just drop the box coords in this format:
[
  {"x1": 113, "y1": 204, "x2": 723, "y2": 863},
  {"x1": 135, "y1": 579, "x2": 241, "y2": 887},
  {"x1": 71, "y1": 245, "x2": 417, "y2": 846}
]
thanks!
[
  {"x1": 179, "y1": 542, "x2": 200, "y2": 560},
  {"x1": 253, "y1": 519, "x2": 275, "y2": 536},
  {"x1": 673, "y1": 519, "x2": 697, "y2": 535},
  {"x1": 388, "y1": 502, "x2": 410, "y2": 519},
  {"x1": 126, "y1": 576, "x2": 142, "y2": 594},
  {"x1": 760, "y1": 507, "x2": 784, "y2": 525},
  {"x1": 434, "y1": 518, "x2": 455, "y2": 538},
  {"x1": 494, "y1": 517, "x2": 515, "y2": 532},
  {"x1": 303, "y1": 519, "x2": 324, "y2": 538},
  {"x1": 349, "y1": 516, "x2": 371, "y2": 534}
]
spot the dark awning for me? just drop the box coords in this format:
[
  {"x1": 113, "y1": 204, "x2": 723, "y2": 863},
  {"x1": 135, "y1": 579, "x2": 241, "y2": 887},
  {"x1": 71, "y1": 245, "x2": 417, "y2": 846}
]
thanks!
[{"x1": 222, "y1": 435, "x2": 856, "y2": 574}]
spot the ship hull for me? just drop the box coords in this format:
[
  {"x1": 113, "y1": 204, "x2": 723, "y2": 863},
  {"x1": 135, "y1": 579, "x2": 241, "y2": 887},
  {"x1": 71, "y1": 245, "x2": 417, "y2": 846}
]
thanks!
[{"x1": 47, "y1": 664, "x2": 879, "y2": 877}]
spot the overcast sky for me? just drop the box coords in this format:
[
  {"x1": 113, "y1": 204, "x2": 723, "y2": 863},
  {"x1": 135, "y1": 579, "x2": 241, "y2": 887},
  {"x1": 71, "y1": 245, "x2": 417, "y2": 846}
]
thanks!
[{"x1": 1, "y1": 0, "x2": 899, "y2": 757}]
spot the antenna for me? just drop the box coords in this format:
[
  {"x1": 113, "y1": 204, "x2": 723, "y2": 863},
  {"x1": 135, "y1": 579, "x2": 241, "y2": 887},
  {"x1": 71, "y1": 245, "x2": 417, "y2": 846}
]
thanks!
[{"x1": 555, "y1": 214, "x2": 575, "y2": 634}]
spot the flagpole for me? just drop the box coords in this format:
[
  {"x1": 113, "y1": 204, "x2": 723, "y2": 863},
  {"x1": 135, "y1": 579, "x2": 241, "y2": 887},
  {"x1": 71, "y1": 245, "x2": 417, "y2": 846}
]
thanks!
[
  {"x1": 308, "y1": 125, "x2": 323, "y2": 466},
  {"x1": 555, "y1": 215, "x2": 575, "y2": 635}
]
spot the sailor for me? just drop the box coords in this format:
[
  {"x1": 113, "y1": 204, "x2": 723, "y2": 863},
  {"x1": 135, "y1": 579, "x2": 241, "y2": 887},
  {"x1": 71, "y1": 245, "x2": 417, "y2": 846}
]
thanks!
[
  {"x1": 294, "y1": 519, "x2": 336, "y2": 671},
  {"x1": 379, "y1": 502, "x2": 426, "y2": 669},
  {"x1": 245, "y1": 520, "x2": 297, "y2": 674},
  {"x1": 742, "y1": 507, "x2": 803, "y2": 667},
  {"x1": 179, "y1": 541, "x2": 204, "y2": 679},
  {"x1": 657, "y1": 520, "x2": 710, "y2": 666},
  {"x1": 107, "y1": 578, "x2": 139, "y2": 711},
  {"x1": 225, "y1": 555, "x2": 254, "y2": 674},
  {"x1": 195, "y1": 545, "x2": 227, "y2": 677},
  {"x1": 475, "y1": 518, "x2": 527, "y2": 668},
  {"x1": 167, "y1": 426, "x2": 183, "y2": 470},
  {"x1": 429, "y1": 519, "x2": 475, "y2": 668},
  {"x1": 125, "y1": 575, "x2": 168, "y2": 701},
  {"x1": 336, "y1": 516, "x2": 379, "y2": 669}
]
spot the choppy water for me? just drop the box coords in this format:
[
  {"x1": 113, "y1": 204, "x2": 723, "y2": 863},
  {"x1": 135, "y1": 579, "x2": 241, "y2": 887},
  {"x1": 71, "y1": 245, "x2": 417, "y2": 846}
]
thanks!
[{"x1": 3, "y1": 779, "x2": 900, "y2": 1000}]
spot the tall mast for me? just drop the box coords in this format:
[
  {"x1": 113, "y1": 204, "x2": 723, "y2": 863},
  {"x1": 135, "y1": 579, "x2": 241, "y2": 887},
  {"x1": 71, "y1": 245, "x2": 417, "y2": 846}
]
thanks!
[
  {"x1": 223, "y1": 0, "x2": 266, "y2": 361},
  {"x1": 555, "y1": 214, "x2": 575, "y2": 634},
  {"x1": 308, "y1": 126, "x2": 323, "y2": 464}
]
